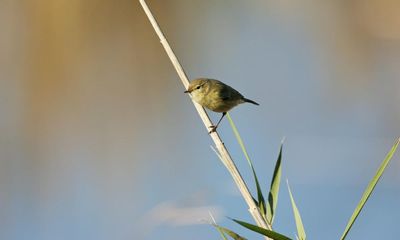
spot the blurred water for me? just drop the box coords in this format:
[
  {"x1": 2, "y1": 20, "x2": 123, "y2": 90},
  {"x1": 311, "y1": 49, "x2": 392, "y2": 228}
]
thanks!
[{"x1": 0, "y1": 0, "x2": 399, "y2": 239}]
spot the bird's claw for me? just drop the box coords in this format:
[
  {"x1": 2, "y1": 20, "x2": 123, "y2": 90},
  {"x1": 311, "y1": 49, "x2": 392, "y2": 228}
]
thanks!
[{"x1": 208, "y1": 125, "x2": 217, "y2": 134}]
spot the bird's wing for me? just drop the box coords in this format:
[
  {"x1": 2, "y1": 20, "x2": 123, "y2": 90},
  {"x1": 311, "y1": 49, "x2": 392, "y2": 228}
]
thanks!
[{"x1": 218, "y1": 83, "x2": 243, "y2": 101}]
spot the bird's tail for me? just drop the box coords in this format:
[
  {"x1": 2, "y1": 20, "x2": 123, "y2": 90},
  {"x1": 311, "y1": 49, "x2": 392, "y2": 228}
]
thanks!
[{"x1": 243, "y1": 98, "x2": 259, "y2": 105}]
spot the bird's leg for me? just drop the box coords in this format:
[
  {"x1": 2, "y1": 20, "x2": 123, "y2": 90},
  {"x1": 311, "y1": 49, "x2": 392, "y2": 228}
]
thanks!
[{"x1": 209, "y1": 112, "x2": 226, "y2": 134}]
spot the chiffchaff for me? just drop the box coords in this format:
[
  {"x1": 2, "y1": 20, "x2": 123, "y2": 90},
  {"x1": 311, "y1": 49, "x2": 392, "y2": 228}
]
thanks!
[{"x1": 184, "y1": 78, "x2": 259, "y2": 133}]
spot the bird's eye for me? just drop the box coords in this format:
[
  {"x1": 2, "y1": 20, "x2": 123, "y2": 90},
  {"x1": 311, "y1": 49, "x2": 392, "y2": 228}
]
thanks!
[{"x1": 196, "y1": 85, "x2": 201, "y2": 90}]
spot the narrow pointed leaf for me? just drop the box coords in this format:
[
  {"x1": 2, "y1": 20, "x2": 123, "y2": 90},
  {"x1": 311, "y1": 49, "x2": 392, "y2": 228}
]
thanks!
[
  {"x1": 287, "y1": 181, "x2": 306, "y2": 240},
  {"x1": 231, "y1": 218, "x2": 292, "y2": 240},
  {"x1": 266, "y1": 142, "x2": 283, "y2": 224},
  {"x1": 227, "y1": 113, "x2": 266, "y2": 216},
  {"x1": 212, "y1": 223, "x2": 247, "y2": 240},
  {"x1": 209, "y1": 213, "x2": 229, "y2": 240},
  {"x1": 340, "y1": 138, "x2": 400, "y2": 240},
  {"x1": 215, "y1": 226, "x2": 229, "y2": 240}
]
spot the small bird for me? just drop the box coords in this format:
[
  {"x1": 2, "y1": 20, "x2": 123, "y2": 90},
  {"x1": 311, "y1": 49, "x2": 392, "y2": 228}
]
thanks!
[{"x1": 184, "y1": 78, "x2": 259, "y2": 133}]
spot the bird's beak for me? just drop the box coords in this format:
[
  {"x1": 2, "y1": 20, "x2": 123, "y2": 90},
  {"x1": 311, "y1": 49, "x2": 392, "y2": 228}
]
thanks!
[{"x1": 184, "y1": 89, "x2": 190, "y2": 93}]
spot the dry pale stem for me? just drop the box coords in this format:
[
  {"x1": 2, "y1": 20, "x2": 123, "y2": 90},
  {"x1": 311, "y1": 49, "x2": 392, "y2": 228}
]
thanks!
[{"x1": 139, "y1": 1, "x2": 272, "y2": 239}]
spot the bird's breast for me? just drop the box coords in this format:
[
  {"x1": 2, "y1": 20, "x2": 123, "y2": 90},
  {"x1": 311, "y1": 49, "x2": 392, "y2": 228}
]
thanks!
[{"x1": 192, "y1": 91, "x2": 238, "y2": 112}]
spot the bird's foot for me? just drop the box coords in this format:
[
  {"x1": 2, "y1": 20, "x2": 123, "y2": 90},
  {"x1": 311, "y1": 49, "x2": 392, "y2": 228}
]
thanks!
[{"x1": 208, "y1": 125, "x2": 217, "y2": 134}]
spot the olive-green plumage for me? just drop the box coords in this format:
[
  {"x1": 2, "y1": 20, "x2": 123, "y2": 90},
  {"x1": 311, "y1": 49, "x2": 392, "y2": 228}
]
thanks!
[{"x1": 185, "y1": 78, "x2": 259, "y2": 133}]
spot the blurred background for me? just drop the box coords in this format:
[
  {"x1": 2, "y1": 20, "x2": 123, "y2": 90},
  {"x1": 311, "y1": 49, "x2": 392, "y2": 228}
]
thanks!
[{"x1": 1, "y1": 0, "x2": 400, "y2": 239}]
